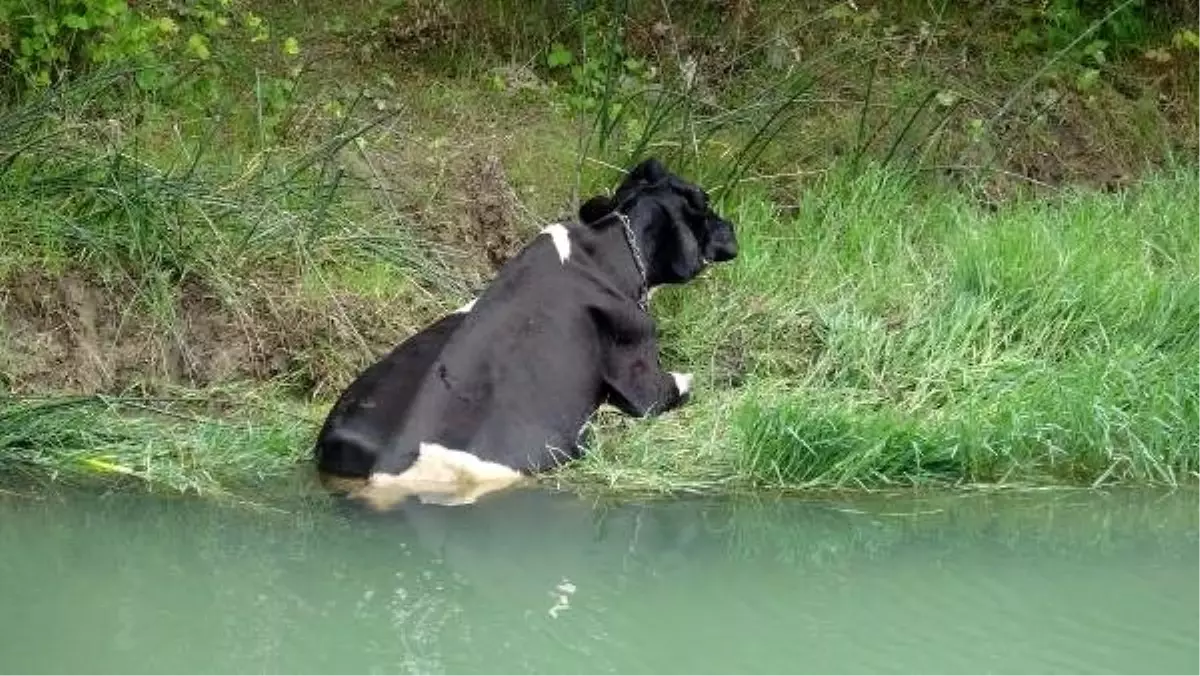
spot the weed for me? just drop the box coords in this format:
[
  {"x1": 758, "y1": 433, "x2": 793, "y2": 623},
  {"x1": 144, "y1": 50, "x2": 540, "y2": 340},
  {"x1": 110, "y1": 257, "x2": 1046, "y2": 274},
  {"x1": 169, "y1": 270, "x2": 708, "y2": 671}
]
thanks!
[
  {"x1": 555, "y1": 167, "x2": 1200, "y2": 494},
  {"x1": 0, "y1": 69, "x2": 461, "y2": 397},
  {"x1": 0, "y1": 391, "x2": 317, "y2": 495},
  {"x1": 0, "y1": 1, "x2": 1196, "y2": 499}
]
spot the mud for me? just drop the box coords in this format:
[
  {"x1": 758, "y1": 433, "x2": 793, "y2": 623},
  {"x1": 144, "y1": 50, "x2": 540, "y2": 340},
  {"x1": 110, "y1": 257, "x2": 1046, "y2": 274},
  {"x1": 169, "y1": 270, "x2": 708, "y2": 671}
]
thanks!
[
  {"x1": 460, "y1": 152, "x2": 528, "y2": 270},
  {"x1": 0, "y1": 269, "x2": 433, "y2": 399}
]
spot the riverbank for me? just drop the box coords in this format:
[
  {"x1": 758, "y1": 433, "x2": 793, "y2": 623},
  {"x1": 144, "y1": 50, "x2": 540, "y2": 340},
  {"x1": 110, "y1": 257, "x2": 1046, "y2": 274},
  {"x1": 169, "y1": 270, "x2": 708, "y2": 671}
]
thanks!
[
  {"x1": 1, "y1": 1, "x2": 1196, "y2": 499},
  {"x1": 557, "y1": 168, "x2": 1199, "y2": 494},
  {"x1": 3, "y1": 168, "x2": 1195, "y2": 498}
]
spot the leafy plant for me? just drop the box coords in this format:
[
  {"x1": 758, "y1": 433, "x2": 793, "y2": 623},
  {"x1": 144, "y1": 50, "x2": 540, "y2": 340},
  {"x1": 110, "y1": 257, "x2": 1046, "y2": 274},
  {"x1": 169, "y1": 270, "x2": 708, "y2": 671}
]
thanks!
[
  {"x1": 544, "y1": 11, "x2": 654, "y2": 117},
  {"x1": 0, "y1": 0, "x2": 302, "y2": 113},
  {"x1": 1008, "y1": 0, "x2": 1153, "y2": 91},
  {"x1": 1011, "y1": 0, "x2": 1150, "y2": 53},
  {"x1": 1171, "y1": 27, "x2": 1199, "y2": 50},
  {"x1": 0, "y1": 0, "x2": 174, "y2": 89}
]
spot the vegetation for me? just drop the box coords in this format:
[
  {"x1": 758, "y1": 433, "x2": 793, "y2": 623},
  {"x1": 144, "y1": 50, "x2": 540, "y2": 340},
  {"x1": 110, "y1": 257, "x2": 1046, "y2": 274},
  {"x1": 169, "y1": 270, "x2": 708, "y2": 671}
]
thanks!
[
  {"x1": 559, "y1": 168, "x2": 1199, "y2": 494},
  {"x1": 0, "y1": 388, "x2": 316, "y2": 495},
  {"x1": 0, "y1": 0, "x2": 1196, "y2": 499}
]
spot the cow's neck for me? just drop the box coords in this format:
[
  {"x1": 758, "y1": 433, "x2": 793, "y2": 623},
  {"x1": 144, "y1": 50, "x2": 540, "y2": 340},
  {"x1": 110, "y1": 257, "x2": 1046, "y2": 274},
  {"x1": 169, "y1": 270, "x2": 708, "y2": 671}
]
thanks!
[
  {"x1": 586, "y1": 210, "x2": 651, "y2": 311},
  {"x1": 613, "y1": 211, "x2": 649, "y2": 311}
]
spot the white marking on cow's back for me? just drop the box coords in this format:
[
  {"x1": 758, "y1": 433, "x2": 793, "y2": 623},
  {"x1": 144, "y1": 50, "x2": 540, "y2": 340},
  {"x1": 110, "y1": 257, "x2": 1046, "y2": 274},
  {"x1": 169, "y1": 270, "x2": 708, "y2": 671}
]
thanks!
[
  {"x1": 671, "y1": 372, "x2": 693, "y2": 396},
  {"x1": 541, "y1": 223, "x2": 571, "y2": 263},
  {"x1": 454, "y1": 298, "x2": 476, "y2": 314},
  {"x1": 359, "y1": 442, "x2": 525, "y2": 510}
]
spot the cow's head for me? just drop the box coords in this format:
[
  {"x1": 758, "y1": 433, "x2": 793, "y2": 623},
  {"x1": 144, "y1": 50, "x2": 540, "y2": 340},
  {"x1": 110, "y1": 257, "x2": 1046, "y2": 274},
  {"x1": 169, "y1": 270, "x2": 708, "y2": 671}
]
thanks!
[{"x1": 579, "y1": 158, "x2": 738, "y2": 287}]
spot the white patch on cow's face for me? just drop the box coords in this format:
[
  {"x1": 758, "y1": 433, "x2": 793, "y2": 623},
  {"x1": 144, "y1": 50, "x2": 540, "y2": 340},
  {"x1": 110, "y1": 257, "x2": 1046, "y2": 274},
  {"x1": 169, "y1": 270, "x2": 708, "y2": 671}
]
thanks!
[
  {"x1": 357, "y1": 442, "x2": 525, "y2": 510},
  {"x1": 454, "y1": 298, "x2": 477, "y2": 314},
  {"x1": 541, "y1": 223, "x2": 571, "y2": 263},
  {"x1": 671, "y1": 371, "x2": 693, "y2": 396}
]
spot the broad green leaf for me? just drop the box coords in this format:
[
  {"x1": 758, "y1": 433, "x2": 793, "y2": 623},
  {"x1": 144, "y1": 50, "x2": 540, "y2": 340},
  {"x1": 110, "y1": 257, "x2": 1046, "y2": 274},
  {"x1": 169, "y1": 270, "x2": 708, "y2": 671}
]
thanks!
[
  {"x1": 62, "y1": 14, "x2": 90, "y2": 30},
  {"x1": 187, "y1": 33, "x2": 210, "y2": 60},
  {"x1": 547, "y1": 42, "x2": 573, "y2": 68}
]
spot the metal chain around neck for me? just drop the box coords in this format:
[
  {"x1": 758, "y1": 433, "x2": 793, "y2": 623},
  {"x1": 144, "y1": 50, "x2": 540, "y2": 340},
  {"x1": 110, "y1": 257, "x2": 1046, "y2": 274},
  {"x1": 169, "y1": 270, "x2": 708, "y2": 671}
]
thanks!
[{"x1": 615, "y1": 211, "x2": 649, "y2": 311}]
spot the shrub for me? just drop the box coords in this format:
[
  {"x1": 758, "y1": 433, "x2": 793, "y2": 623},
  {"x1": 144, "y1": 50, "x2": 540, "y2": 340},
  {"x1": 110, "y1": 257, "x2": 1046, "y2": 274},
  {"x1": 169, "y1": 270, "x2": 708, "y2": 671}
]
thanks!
[{"x1": 0, "y1": 0, "x2": 299, "y2": 103}]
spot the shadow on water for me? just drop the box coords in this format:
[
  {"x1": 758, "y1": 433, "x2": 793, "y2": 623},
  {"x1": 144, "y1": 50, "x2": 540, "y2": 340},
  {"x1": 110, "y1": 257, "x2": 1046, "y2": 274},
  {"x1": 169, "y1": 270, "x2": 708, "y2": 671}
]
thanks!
[{"x1": 0, "y1": 484, "x2": 1196, "y2": 674}]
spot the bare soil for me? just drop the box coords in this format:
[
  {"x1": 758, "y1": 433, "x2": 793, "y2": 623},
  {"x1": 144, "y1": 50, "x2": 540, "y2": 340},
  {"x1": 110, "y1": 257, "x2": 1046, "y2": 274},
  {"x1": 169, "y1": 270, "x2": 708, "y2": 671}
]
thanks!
[{"x1": 0, "y1": 268, "x2": 435, "y2": 398}]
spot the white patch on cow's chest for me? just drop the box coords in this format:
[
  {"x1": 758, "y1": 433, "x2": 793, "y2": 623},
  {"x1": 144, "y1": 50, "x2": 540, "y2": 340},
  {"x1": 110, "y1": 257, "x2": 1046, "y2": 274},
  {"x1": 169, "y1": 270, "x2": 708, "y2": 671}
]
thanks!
[
  {"x1": 670, "y1": 371, "x2": 692, "y2": 395},
  {"x1": 540, "y1": 223, "x2": 571, "y2": 263},
  {"x1": 357, "y1": 442, "x2": 525, "y2": 510},
  {"x1": 454, "y1": 297, "x2": 477, "y2": 314}
]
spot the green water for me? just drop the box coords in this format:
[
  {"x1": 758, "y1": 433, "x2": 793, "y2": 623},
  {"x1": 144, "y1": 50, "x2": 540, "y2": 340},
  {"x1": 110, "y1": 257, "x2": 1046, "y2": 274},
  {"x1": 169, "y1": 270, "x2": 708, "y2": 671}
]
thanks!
[{"x1": 0, "y1": 487, "x2": 1195, "y2": 674}]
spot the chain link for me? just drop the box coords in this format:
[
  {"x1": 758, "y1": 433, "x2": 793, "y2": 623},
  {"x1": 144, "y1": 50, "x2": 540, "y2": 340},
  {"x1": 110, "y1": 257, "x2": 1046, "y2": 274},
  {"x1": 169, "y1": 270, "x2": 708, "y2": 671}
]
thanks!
[{"x1": 615, "y1": 212, "x2": 649, "y2": 312}]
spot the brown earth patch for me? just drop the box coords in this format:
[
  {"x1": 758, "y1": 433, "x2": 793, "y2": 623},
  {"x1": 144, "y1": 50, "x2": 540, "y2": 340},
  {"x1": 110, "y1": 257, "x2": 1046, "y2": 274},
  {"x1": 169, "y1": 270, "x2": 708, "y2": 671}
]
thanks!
[
  {"x1": 1, "y1": 270, "x2": 154, "y2": 393},
  {"x1": 0, "y1": 269, "x2": 435, "y2": 399},
  {"x1": 336, "y1": 128, "x2": 550, "y2": 281},
  {"x1": 460, "y1": 152, "x2": 528, "y2": 270}
]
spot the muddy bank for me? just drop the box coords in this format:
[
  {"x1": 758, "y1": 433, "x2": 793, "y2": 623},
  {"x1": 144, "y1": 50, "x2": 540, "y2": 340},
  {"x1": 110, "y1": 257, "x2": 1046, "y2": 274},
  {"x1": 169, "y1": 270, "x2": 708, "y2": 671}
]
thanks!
[{"x1": 0, "y1": 269, "x2": 429, "y2": 398}]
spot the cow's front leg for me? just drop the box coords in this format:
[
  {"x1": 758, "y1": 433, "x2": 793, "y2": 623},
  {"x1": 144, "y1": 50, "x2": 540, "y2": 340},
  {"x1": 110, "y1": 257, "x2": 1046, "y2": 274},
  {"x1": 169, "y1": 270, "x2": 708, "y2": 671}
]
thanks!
[{"x1": 601, "y1": 334, "x2": 691, "y2": 418}]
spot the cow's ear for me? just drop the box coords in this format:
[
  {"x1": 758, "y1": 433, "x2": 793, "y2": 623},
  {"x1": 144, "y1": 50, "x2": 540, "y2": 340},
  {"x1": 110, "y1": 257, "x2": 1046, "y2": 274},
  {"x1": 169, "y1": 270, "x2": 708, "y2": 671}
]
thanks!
[
  {"x1": 626, "y1": 157, "x2": 667, "y2": 185},
  {"x1": 579, "y1": 195, "x2": 614, "y2": 224}
]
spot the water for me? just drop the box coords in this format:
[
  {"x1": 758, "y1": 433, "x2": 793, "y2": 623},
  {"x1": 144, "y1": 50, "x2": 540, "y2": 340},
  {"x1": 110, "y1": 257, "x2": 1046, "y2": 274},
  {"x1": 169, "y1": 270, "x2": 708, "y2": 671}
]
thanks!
[{"x1": 0, "y1": 486, "x2": 1195, "y2": 674}]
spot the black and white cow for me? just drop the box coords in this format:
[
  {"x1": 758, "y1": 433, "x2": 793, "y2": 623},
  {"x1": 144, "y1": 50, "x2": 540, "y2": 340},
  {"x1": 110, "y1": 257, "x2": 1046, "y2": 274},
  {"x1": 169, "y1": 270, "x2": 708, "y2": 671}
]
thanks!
[{"x1": 314, "y1": 158, "x2": 738, "y2": 508}]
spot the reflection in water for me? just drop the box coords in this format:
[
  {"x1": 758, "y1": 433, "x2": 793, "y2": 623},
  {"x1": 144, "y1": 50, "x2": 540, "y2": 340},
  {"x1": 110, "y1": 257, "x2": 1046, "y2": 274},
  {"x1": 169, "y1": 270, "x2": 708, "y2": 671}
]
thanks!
[{"x1": 0, "y1": 487, "x2": 1195, "y2": 674}]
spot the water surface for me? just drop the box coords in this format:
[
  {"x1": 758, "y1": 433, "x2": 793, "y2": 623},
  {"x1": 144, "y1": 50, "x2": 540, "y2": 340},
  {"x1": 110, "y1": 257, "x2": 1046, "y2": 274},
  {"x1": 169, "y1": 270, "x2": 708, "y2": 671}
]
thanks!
[{"x1": 0, "y1": 487, "x2": 1195, "y2": 674}]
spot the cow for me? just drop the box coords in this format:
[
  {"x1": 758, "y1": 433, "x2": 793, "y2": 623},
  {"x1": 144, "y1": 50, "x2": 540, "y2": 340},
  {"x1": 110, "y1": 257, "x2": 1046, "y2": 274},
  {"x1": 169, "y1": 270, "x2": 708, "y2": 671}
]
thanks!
[{"x1": 314, "y1": 158, "x2": 738, "y2": 508}]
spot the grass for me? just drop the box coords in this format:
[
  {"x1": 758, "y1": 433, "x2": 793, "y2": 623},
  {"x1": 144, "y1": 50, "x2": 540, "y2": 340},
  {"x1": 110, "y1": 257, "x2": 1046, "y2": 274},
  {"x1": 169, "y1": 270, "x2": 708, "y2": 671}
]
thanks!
[
  {"x1": 0, "y1": 389, "x2": 318, "y2": 496},
  {"x1": 3, "y1": 165, "x2": 1195, "y2": 497},
  {"x1": 0, "y1": 2, "x2": 1197, "y2": 499},
  {"x1": 0, "y1": 71, "x2": 470, "y2": 398},
  {"x1": 554, "y1": 167, "x2": 1200, "y2": 494}
]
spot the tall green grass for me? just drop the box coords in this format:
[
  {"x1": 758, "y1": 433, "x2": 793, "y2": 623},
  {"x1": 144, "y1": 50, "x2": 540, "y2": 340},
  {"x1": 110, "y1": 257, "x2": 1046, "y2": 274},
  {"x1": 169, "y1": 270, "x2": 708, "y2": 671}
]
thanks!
[
  {"x1": 1, "y1": 11, "x2": 1196, "y2": 498},
  {"x1": 558, "y1": 167, "x2": 1199, "y2": 492},
  {"x1": 3, "y1": 160, "x2": 1194, "y2": 496},
  {"x1": 0, "y1": 69, "x2": 463, "y2": 299},
  {"x1": 0, "y1": 70, "x2": 475, "y2": 398},
  {"x1": 0, "y1": 71, "x2": 472, "y2": 494},
  {"x1": 0, "y1": 390, "x2": 317, "y2": 496}
]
